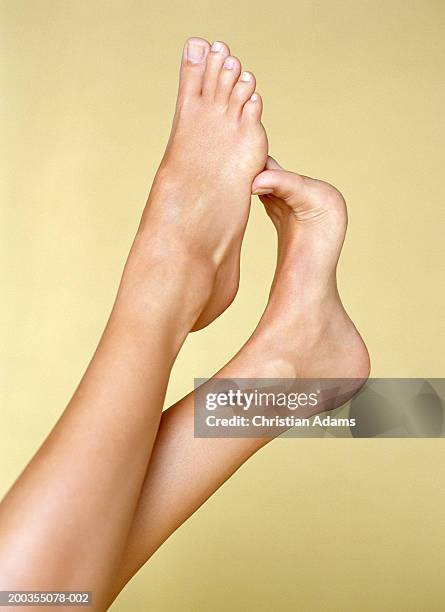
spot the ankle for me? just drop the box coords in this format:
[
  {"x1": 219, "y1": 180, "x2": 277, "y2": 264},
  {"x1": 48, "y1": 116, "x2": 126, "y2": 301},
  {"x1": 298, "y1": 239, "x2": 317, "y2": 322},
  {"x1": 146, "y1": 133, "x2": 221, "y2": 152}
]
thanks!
[{"x1": 117, "y1": 233, "x2": 217, "y2": 331}]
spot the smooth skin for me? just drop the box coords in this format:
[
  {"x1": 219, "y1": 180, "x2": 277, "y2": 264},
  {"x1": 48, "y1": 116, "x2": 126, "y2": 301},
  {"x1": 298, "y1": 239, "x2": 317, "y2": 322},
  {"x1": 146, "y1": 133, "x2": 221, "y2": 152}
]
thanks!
[
  {"x1": 110, "y1": 156, "x2": 370, "y2": 599},
  {"x1": 149, "y1": 37, "x2": 267, "y2": 329},
  {"x1": 0, "y1": 38, "x2": 267, "y2": 608},
  {"x1": 0, "y1": 36, "x2": 369, "y2": 611}
]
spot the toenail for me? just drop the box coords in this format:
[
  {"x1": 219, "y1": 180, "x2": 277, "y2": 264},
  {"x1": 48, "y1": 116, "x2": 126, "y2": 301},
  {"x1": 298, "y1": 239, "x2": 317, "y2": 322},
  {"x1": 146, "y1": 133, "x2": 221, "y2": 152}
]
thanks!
[
  {"x1": 240, "y1": 71, "x2": 252, "y2": 82},
  {"x1": 224, "y1": 57, "x2": 235, "y2": 70},
  {"x1": 250, "y1": 93, "x2": 259, "y2": 102},
  {"x1": 253, "y1": 188, "x2": 273, "y2": 195},
  {"x1": 187, "y1": 41, "x2": 206, "y2": 64},
  {"x1": 211, "y1": 41, "x2": 223, "y2": 52}
]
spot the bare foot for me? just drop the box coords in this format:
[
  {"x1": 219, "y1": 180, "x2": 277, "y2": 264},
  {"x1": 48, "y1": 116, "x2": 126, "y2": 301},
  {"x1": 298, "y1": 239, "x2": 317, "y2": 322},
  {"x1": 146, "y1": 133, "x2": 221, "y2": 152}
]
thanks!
[
  {"x1": 106, "y1": 158, "x2": 370, "y2": 596},
  {"x1": 245, "y1": 156, "x2": 370, "y2": 381},
  {"x1": 127, "y1": 38, "x2": 268, "y2": 330}
]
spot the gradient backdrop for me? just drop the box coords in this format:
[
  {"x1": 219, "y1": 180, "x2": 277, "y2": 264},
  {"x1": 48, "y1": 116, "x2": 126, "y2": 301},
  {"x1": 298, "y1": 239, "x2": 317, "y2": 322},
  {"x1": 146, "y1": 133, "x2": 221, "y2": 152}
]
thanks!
[{"x1": 2, "y1": 1, "x2": 445, "y2": 610}]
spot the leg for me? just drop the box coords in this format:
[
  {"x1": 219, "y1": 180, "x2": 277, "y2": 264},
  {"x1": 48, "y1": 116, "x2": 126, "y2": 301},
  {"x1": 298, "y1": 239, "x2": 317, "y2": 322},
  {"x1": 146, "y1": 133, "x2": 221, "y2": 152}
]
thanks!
[
  {"x1": 112, "y1": 158, "x2": 370, "y2": 596},
  {"x1": 0, "y1": 38, "x2": 267, "y2": 607}
]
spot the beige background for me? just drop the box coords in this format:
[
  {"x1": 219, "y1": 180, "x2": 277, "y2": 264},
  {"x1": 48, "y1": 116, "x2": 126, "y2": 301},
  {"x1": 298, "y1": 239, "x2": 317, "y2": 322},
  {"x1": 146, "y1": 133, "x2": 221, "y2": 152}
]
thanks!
[{"x1": 2, "y1": 0, "x2": 445, "y2": 610}]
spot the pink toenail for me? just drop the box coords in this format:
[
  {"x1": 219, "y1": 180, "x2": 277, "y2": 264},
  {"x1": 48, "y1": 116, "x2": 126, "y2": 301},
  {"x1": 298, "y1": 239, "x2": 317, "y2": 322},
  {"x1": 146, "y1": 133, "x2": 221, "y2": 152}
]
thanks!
[
  {"x1": 240, "y1": 71, "x2": 252, "y2": 82},
  {"x1": 211, "y1": 41, "x2": 223, "y2": 52},
  {"x1": 187, "y1": 41, "x2": 206, "y2": 64},
  {"x1": 250, "y1": 93, "x2": 259, "y2": 102},
  {"x1": 224, "y1": 57, "x2": 235, "y2": 69}
]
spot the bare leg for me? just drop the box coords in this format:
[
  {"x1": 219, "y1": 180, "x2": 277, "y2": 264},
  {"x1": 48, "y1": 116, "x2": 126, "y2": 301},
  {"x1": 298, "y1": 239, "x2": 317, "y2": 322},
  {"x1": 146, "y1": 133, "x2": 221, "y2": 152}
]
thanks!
[
  {"x1": 112, "y1": 158, "x2": 370, "y2": 596},
  {"x1": 0, "y1": 38, "x2": 267, "y2": 607}
]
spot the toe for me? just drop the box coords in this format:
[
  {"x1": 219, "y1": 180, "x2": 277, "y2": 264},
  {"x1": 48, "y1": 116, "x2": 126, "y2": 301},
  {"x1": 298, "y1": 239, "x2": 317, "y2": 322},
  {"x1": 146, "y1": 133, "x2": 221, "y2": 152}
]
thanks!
[
  {"x1": 228, "y1": 71, "x2": 256, "y2": 116},
  {"x1": 178, "y1": 38, "x2": 211, "y2": 99},
  {"x1": 215, "y1": 56, "x2": 241, "y2": 105},
  {"x1": 252, "y1": 168, "x2": 305, "y2": 199},
  {"x1": 265, "y1": 155, "x2": 283, "y2": 170},
  {"x1": 242, "y1": 92, "x2": 263, "y2": 122},
  {"x1": 202, "y1": 40, "x2": 231, "y2": 99}
]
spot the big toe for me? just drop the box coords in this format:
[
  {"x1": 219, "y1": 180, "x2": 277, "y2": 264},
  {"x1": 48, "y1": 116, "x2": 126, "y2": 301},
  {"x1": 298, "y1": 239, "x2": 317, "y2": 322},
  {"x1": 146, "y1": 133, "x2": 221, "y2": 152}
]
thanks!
[
  {"x1": 252, "y1": 166, "x2": 304, "y2": 200},
  {"x1": 178, "y1": 37, "x2": 211, "y2": 99},
  {"x1": 265, "y1": 155, "x2": 284, "y2": 170}
]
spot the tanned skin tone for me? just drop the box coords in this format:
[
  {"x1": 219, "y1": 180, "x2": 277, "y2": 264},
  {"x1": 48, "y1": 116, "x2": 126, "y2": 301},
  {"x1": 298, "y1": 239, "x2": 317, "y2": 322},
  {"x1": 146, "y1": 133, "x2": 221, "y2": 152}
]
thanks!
[
  {"x1": 110, "y1": 156, "x2": 369, "y2": 600},
  {"x1": 0, "y1": 38, "x2": 368, "y2": 610},
  {"x1": 0, "y1": 38, "x2": 267, "y2": 607}
]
